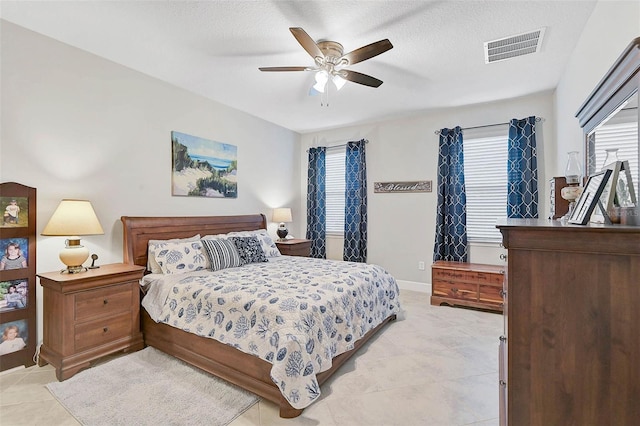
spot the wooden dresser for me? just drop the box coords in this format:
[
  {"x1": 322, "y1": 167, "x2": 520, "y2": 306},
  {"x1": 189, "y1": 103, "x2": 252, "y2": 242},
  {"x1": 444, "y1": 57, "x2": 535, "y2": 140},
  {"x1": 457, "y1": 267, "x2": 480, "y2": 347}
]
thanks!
[
  {"x1": 38, "y1": 263, "x2": 145, "y2": 380},
  {"x1": 497, "y1": 219, "x2": 640, "y2": 425},
  {"x1": 431, "y1": 261, "x2": 504, "y2": 312}
]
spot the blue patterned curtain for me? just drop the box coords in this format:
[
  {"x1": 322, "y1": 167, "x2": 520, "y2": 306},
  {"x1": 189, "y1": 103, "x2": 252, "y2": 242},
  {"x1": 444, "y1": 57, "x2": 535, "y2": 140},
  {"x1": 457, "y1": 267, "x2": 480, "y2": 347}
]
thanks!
[
  {"x1": 306, "y1": 147, "x2": 327, "y2": 258},
  {"x1": 433, "y1": 127, "x2": 468, "y2": 262},
  {"x1": 344, "y1": 140, "x2": 368, "y2": 263},
  {"x1": 507, "y1": 116, "x2": 539, "y2": 218}
]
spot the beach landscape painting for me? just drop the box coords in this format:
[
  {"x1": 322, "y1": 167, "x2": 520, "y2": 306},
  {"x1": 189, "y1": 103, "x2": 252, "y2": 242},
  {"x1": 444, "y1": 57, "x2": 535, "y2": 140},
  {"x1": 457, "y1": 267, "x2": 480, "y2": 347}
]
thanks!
[{"x1": 171, "y1": 131, "x2": 238, "y2": 198}]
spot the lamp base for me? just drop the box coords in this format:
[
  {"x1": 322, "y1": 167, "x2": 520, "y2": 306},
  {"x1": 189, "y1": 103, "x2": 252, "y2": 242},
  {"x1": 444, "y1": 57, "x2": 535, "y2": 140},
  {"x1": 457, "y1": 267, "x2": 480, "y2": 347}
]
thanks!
[
  {"x1": 61, "y1": 265, "x2": 88, "y2": 274},
  {"x1": 59, "y1": 237, "x2": 90, "y2": 274},
  {"x1": 277, "y1": 223, "x2": 289, "y2": 241}
]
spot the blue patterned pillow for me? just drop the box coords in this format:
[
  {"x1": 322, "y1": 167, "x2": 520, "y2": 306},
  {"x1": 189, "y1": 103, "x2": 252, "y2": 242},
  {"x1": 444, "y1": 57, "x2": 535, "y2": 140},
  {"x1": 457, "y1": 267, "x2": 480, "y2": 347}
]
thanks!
[
  {"x1": 230, "y1": 236, "x2": 267, "y2": 265},
  {"x1": 201, "y1": 238, "x2": 242, "y2": 271}
]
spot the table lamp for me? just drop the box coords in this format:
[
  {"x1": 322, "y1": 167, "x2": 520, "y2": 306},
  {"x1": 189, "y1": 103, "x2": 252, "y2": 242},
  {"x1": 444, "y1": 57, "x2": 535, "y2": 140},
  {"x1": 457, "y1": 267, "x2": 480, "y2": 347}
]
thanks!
[
  {"x1": 42, "y1": 199, "x2": 104, "y2": 273},
  {"x1": 272, "y1": 208, "x2": 292, "y2": 241}
]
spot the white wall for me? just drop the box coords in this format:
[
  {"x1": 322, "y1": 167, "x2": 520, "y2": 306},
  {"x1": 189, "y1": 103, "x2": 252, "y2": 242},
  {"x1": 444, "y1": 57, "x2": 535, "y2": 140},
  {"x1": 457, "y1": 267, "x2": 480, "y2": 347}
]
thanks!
[
  {"x1": 301, "y1": 91, "x2": 555, "y2": 289},
  {"x1": 1, "y1": 21, "x2": 301, "y2": 342},
  {"x1": 555, "y1": 0, "x2": 640, "y2": 169}
]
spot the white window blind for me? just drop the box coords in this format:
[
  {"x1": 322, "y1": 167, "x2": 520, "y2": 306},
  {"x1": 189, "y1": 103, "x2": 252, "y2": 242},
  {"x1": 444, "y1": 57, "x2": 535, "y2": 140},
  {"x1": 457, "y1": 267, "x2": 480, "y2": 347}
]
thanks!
[
  {"x1": 325, "y1": 147, "x2": 346, "y2": 234},
  {"x1": 594, "y1": 120, "x2": 639, "y2": 197},
  {"x1": 463, "y1": 132, "x2": 508, "y2": 243}
]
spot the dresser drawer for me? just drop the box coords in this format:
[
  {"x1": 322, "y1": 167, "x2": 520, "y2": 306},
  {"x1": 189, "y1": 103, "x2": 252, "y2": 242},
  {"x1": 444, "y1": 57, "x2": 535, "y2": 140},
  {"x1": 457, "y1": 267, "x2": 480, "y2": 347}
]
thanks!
[
  {"x1": 433, "y1": 268, "x2": 502, "y2": 285},
  {"x1": 75, "y1": 285, "x2": 132, "y2": 322},
  {"x1": 479, "y1": 284, "x2": 503, "y2": 306},
  {"x1": 74, "y1": 312, "x2": 132, "y2": 352},
  {"x1": 432, "y1": 280, "x2": 477, "y2": 301}
]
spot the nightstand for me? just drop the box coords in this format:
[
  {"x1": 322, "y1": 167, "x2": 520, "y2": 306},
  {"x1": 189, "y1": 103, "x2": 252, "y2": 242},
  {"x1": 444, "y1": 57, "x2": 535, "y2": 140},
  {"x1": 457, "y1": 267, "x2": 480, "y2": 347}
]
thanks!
[
  {"x1": 37, "y1": 263, "x2": 145, "y2": 380},
  {"x1": 276, "y1": 239, "x2": 312, "y2": 257}
]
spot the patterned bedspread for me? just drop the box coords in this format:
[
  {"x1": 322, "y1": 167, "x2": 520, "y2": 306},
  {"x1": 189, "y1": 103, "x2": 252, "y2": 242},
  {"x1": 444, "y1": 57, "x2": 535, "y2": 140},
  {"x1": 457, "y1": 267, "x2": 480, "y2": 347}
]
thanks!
[{"x1": 141, "y1": 256, "x2": 400, "y2": 409}]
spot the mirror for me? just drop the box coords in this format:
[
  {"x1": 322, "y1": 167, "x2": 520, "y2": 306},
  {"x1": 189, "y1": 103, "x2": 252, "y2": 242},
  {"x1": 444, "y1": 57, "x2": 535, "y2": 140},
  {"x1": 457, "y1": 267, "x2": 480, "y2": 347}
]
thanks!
[{"x1": 576, "y1": 37, "x2": 640, "y2": 222}]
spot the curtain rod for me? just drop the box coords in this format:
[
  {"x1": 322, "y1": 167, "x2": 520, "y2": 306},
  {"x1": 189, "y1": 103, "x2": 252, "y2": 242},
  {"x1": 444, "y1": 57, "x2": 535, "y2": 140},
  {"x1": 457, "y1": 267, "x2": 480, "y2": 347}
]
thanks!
[
  {"x1": 306, "y1": 139, "x2": 369, "y2": 153},
  {"x1": 434, "y1": 117, "x2": 544, "y2": 135}
]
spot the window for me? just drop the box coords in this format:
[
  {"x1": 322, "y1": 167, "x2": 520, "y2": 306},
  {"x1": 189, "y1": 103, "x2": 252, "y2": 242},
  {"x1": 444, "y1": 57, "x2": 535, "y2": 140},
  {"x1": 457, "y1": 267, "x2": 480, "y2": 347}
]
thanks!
[
  {"x1": 325, "y1": 147, "x2": 346, "y2": 234},
  {"x1": 463, "y1": 130, "x2": 508, "y2": 243}
]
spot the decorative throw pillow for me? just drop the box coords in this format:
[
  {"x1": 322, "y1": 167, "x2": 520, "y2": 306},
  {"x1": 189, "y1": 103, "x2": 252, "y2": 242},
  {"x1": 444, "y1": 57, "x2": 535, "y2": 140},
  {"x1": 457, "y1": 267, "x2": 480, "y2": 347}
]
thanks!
[
  {"x1": 153, "y1": 240, "x2": 209, "y2": 274},
  {"x1": 230, "y1": 236, "x2": 268, "y2": 265},
  {"x1": 201, "y1": 238, "x2": 242, "y2": 271},
  {"x1": 227, "y1": 230, "x2": 281, "y2": 257},
  {"x1": 147, "y1": 234, "x2": 201, "y2": 274}
]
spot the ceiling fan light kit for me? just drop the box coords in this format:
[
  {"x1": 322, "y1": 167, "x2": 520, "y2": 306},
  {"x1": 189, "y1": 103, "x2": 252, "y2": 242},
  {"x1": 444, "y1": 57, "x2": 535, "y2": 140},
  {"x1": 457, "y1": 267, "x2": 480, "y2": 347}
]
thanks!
[{"x1": 259, "y1": 27, "x2": 393, "y2": 105}]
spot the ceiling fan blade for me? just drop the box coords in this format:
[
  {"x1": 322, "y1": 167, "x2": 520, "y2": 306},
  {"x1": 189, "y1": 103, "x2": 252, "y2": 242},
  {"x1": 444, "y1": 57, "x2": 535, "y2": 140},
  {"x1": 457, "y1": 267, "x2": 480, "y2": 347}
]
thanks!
[
  {"x1": 259, "y1": 66, "x2": 309, "y2": 72},
  {"x1": 340, "y1": 39, "x2": 393, "y2": 66},
  {"x1": 341, "y1": 70, "x2": 383, "y2": 88},
  {"x1": 289, "y1": 27, "x2": 324, "y2": 60}
]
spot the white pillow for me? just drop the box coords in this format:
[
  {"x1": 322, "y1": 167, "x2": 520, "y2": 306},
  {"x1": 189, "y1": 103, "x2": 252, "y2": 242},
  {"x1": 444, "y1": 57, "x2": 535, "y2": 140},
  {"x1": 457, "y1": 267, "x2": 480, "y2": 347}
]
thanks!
[
  {"x1": 147, "y1": 234, "x2": 200, "y2": 274},
  {"x1": 153, "y1": 240, "x2": 209, "y2": 274},
  {"x1": 227, "y1": 230, "x2": 281, "y2": 258}
]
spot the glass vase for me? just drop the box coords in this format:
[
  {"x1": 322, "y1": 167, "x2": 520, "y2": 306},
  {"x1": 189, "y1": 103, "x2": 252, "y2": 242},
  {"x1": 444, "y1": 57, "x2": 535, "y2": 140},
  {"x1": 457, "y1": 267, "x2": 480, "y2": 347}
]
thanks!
[
  {"x1": 601, "y1": 148, "x2": 619, "y2": 170},
  {"x1": 564, "y1": 151, "x2": 582, "y2": 186}
]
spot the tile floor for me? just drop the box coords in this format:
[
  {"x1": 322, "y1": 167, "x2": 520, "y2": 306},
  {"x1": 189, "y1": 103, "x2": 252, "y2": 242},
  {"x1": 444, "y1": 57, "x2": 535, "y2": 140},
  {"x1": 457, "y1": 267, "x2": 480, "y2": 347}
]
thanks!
[{"x1": 0, "y1": 290, "x2": 502, "y2": 425}]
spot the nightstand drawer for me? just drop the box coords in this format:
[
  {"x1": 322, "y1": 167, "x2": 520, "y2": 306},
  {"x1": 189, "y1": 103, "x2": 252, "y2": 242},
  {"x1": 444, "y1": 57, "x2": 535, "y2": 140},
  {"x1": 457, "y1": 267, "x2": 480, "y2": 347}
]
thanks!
[
  {"x1": 75, "y1": 285, "x2": 133, "y2": 322},
  {"x1": 74, "y1": 312, "x2": 132, "y2": 352}
]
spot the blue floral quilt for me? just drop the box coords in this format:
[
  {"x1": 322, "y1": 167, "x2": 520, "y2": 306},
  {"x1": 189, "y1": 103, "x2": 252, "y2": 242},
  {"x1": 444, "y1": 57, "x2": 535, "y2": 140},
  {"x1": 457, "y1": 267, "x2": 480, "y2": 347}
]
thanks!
[{"x1": 141, "y1": 256, "x2": 400, "y2": 409}]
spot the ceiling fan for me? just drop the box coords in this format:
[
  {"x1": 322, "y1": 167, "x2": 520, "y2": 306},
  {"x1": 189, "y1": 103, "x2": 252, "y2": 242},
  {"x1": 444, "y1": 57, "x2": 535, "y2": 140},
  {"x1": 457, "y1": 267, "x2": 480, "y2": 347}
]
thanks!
[{"x1": 259, "y1": 27, "x2": 393, "y2": 94}]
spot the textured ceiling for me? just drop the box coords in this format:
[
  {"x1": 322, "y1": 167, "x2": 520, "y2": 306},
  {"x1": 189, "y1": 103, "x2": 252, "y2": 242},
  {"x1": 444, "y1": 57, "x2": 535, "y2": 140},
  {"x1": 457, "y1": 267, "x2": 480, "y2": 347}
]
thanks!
[{"x1": 1, "y1": 1, "x2": 598, "y2": 133}]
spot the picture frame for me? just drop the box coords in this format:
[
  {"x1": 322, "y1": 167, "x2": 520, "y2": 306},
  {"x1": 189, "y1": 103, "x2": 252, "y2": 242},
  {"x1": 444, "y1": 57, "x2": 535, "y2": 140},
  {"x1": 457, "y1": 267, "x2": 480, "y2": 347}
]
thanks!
[
  {"x1": 568, "y1": 169, "x2": 613, "y2": 225},
  {"x1": 171, "y1": 131, "x2": 238, "y2": 198}
]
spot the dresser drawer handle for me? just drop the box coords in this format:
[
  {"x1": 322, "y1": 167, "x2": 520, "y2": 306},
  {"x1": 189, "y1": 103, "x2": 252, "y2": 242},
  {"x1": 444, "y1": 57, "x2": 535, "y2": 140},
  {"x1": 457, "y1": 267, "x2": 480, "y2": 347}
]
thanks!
[
  {"x1": 103, "y1": 299, "x2": 108, "y2": 305},
  {"x1": 499, "y1": 254, "x2": 507, "y2": 261},
  {"x1": 500, "y1": 289, "x2": 506, "y2": 297},
  {"x1": 499, "y1": 380, "x2": 507, "y2": 387},
  {"x1": 103, "y1": 327, "x2": 109, "y2": 333},
  {"x1": 451, "y1": 287, "x2": 458, "y2": 293},
  {"x1": 499, "y1": 335, "x2": 507, "y2": 342}
]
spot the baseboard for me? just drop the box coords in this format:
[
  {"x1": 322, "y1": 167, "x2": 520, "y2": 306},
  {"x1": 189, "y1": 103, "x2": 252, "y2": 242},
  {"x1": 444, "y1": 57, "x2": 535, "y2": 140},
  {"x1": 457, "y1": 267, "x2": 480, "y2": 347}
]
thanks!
[{"x1": 396, "y1": 279, "x2": 431, "y2": 294}]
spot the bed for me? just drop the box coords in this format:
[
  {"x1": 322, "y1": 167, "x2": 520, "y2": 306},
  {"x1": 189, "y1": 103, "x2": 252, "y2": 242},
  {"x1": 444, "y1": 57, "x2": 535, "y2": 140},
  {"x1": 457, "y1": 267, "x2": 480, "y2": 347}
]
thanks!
[{"x1": 121, "y1": 214, "x2": 399, "y2": 418}]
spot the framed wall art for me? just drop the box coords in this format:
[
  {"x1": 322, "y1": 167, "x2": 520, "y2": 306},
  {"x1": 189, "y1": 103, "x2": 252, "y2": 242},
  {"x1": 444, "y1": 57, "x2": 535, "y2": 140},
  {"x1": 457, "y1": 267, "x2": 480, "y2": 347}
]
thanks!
[
  {"x1": 171, "y1": 131, "x2": 238, "y2": 198},
  {"x1": 0, "y1": 182, "x2": 36, "y2": 371}
]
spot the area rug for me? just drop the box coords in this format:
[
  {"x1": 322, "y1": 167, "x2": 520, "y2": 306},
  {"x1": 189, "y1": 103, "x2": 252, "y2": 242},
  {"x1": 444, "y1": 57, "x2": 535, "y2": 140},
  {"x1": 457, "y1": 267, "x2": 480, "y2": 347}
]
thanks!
[{"x1": 46, "y1": 347, "x2": 260, "y2": 426}]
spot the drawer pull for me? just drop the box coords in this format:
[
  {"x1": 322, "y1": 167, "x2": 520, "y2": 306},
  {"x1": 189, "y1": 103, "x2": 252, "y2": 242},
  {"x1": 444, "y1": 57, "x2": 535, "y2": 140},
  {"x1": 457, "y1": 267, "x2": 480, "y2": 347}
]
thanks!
[
  {"x1": 499, "y1": 380, "x2": 507, "y2": 387},
  {"x1": 451, "y1": 287, "x2": 458, "y2": 293},
  {"x1": 499, "y1": 335, "x2": 507, "y2": 342},
  {"x1": 103, "y1": 299, "x2": 108, "y2": 305},
  {"x1": 500, "y1": 289, "x2": 506, "y2": 297},
  {"x1": 499, "y1": 254, "x2": 507, "y2": 261},
  {"x1": 103, "y1": 327, "x2": 109, "y2": 333}
]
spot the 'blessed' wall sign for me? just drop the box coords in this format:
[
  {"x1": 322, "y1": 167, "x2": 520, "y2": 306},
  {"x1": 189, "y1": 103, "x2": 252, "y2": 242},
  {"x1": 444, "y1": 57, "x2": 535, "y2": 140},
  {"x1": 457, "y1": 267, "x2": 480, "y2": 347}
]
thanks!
[{"x1": 374, "y1": 181, "x2": 432, "y2": 193}]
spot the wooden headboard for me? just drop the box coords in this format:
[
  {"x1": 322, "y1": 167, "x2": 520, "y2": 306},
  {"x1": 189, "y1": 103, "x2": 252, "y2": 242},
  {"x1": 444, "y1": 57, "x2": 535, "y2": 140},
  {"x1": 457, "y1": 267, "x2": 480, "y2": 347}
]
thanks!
[{"x1": 121, "y1": 214, "x2": 267, "y2": 269}]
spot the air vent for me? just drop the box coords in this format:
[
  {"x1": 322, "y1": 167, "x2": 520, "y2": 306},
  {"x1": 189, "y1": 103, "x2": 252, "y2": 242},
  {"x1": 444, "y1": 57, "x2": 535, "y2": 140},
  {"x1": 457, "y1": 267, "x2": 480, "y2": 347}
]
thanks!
[{"x1": 484, "y1": 28, "x2": 545, "y2": 64}]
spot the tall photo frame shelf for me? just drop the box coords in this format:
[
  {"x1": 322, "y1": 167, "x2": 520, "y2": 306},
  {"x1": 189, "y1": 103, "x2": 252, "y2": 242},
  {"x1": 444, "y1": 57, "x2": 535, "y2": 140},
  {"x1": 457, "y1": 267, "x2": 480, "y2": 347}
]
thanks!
[{"x1": 0, "y1": 182, "x2": 37, "y2": 371}]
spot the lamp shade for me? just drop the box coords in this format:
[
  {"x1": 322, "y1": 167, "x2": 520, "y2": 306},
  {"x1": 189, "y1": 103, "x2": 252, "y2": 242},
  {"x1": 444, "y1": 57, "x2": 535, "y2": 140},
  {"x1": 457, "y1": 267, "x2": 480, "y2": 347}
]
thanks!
[
  {"x1": 272, "y1": 208, "x2": 292, "y2": 223},
  {"x1": 42, "y1": 199, "x2": 104, "y2": 236}
]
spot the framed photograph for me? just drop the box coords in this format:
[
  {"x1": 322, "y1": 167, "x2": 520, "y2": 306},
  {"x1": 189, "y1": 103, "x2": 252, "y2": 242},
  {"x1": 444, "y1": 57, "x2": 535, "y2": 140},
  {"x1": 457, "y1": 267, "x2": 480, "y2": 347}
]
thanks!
[
  {"x1": 0, "y1": 279, "x2": 28, "y2": 312},
  {"x1": 0, "y1": 197, "x2": 28, "y2": 228},
  {"x1": 569, "y1": 169, "x2": 613, "y2": 225},
  {"x1": 0, "y1": 318, "x2": 28, "y2": 356},
  {"x1": 0, "y1": 238, "x2": 29, "y2": 270},
  {"x1": 171, "y1": 131, "x2": 238, "y2": 198}
]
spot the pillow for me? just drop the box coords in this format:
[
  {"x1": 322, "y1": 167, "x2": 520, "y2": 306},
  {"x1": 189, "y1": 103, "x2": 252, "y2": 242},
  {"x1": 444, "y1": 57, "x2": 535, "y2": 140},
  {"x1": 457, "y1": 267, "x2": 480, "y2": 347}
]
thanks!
[
  {"x1": 230, "y1": 236, "x2": 268, "y2": 265},
  {"x1": 153, "y1": 240, "x2": 209, "y2": 274},
  {"x1": 147, "y1": 234, "x2": 200, "y2": 274},
  {"x1": 201, "y1": 238, "x2": 242, "y2": 271},
  {"x1": 227, "y1": 230, "x2": 281, "y2": 258}
]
